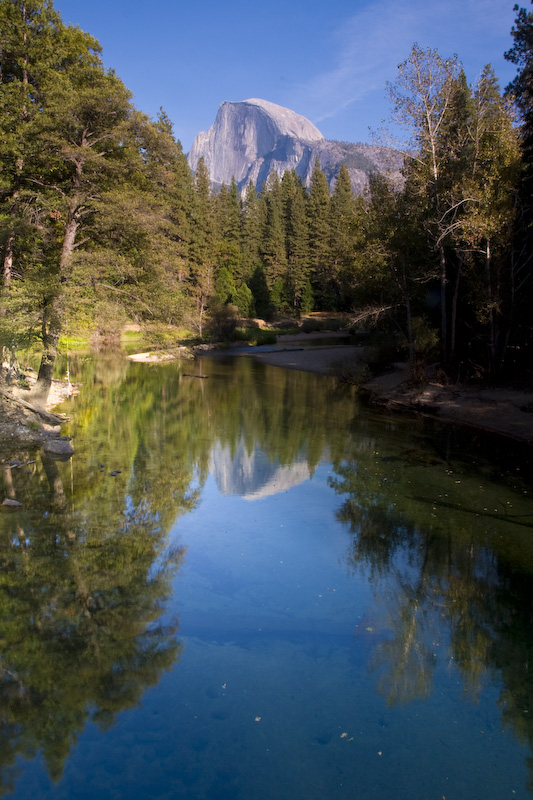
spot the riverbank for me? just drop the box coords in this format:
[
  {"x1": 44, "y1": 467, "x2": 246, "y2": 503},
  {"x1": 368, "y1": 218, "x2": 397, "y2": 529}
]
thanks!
[
  {"x1": 0, "y1": 368, "x2": 76, "y2": 452},
  {"x1": 241, "y1": 338, "x2": 533, "y2": 445},
  {"x1": 3, "y1": 338, "x2": 533, "y2": 448}
]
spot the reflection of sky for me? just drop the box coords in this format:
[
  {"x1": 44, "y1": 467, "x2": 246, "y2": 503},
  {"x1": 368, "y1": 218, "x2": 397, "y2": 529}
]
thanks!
[
  {"x1": 157, "y1": 459, "x2": 532, "y2": 800},
  {"x1": 169, "y1": 464, "x2": 372, "y2": 634}
]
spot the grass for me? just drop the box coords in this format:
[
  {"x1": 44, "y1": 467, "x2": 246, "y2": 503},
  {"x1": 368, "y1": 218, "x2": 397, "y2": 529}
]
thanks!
[
  {"x1": 232, "y1": 327, "x2": 278, "y2": 345},
  {"x1": 59, "y1": 334, "x2": 90, "y2": 349}
]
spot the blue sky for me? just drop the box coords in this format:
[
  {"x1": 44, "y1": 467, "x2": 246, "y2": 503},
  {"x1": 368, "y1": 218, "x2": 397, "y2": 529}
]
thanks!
[{"x1": 57, "y1": 0, "x2": 519, "y2": 152}]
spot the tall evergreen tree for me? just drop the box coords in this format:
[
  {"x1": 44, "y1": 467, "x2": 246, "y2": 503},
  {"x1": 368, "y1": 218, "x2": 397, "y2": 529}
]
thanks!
[
  {"x1": 241, "y1": 180, "x2": 263, "y2": 280},
  {"x1": 505, "y1": 1, "x2": 533, "y2": 194},
  {"x1": 282, "y1": 170, "x2": 310, "y2": 313},
  {"x1": 0, "y1": 0, "x2": 63, "y2": 294},
  {"x1": 261, "y1": 171, "x2": 287, "y2": 303},
  {"x1": 329, "y1": 163, "x2": 357, "y2": 308},
  {"x1": 127, "y1": 110, "x2": 193, "y2": 325},
  {"x1": 0, "y1": 2, "x2": 135, "y2": 399},
  {"x1": 31, "y1": 38, "x2": 133, "y2": 397},
  {"x1": 189, "y1": 157, "x2": 216, "y2": 335},
  {"x1": 214, "y1": 176, "x2": 243, "y2": 287},
  {"x1": 307, "y1": 158, "x2": 332, "y2": 309},
  {"x1": 504, "y1": 3, "x2": 533, "y2": 376}
]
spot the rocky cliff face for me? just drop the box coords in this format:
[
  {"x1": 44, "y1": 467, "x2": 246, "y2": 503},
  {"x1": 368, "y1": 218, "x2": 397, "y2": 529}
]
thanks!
[
  {"x1": 209, "y1": 439, "x2": 311, "y2": 500},
  {"x1": 187, "y1": 98, "x2": 403, "y2": 194}
]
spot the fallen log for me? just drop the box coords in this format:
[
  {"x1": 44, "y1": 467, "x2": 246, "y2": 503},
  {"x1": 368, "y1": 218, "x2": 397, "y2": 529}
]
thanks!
[{"x1": 0, "y1": 388, "x2": 65, "y2": 426}]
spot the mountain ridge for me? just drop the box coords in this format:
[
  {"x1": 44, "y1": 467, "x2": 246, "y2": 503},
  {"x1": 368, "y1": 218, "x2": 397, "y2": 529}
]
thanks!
[{"x1": 187, "y1": 98, "x2": 404, "y2": 194}]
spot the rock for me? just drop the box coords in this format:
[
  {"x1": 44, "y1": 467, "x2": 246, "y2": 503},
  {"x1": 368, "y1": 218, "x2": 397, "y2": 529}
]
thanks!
[
  {"x1": 43, "y1": 437, "x2": 74, "y2": 458},
  {"x1": 187, "y1": 98, "x2": 404, "y2": 194},
  {"x1": 2, "y1": 498, "x2": 22, "y2": 508}
]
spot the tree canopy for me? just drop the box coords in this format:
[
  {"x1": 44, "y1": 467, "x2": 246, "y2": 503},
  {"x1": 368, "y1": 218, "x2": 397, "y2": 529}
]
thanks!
[{"x1": 0, "y1": 1, "x2": 531, "y2": 390}]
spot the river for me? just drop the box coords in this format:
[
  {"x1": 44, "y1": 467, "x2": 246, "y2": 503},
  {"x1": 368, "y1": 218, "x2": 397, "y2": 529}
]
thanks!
[{"x1": 0, "y1": 351, "x2": 532, "y2": 799}]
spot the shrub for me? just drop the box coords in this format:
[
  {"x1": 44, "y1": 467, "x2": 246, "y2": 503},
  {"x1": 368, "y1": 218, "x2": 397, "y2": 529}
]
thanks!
[{"x1": 207, "y1": 302, "x2": 239, "y2": 342}]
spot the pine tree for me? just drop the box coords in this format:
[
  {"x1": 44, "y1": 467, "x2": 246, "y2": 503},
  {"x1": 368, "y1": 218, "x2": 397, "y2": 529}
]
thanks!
[
  {"x1": 307, "y1": 159, "x2": 332, "y2": 309},
  {"x1": 189, "y1": 157, "x2": 216, "y2": 336},
  {"x1": 214, "y1": 177, "x2": 243, "y2": 287},
  {"x1": 0, "y1": 1, "x2": 78, "y2": 360},
  {"x1": 261, "y1": 172, "x2": 287, "y2": 305},
  {"x1": 31, "y1": 38, "x2": 133, "y2": 396},
  {"x1": 0, "y1": 1, "x2": 64, "y2": 291},
  {"x1": 329, "y1": 163, "x2": 357, "y2": 308},
  {"x1": 241, "y1": 180, "x2": 263, "y2": 280},
  {"x1": 0, "y1": 2, "x2": 135, "y2": 399},
  {"x1": 504, "y1": 4, "x2": 533, "y2": 376},
  {"x1": 505, "y1": 2, "x2": 533, "y2": 195},
  {"x1": 282, "y1": 170, "x2": 310, "y2": 313},
  {"x1": 225, "y1": 177, "x2": 243, "y2": 244},
  {"x1": 127, "y1": 110, "x2": 193, "y2": 326}
]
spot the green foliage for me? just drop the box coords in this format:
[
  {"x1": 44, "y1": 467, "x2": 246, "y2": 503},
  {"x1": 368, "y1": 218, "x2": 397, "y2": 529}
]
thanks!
[
  {"x1": 91, "y1": 301, "x2": 129, "y2": 347},
  {"x1": 270, "y1": 277, "x2": 287, "y2": 312},
  {"x1": 232, "y1": 326, "x2": 277, "y2": 345},
  {"x1": 233, "y1": 281, "x2": 255, "y2": 317},
  {"x1": 301, "y1": 316, "x2": 347, "y2": 333},
  {"x1": 214, "y1": 266, "x2": 236, "y2": 303},
  {"x1": 300, "y1": 280, "x2": 315, "y2": 315},
  {"x1": 248, "y1": 263, "x2": 272, "y2": 319},
  {"x1": 206, "y1": 300, "x2": 239, "y2": 341},
  {"x1": 0, "y1": 4, "x2": 530, "y2": 386}
]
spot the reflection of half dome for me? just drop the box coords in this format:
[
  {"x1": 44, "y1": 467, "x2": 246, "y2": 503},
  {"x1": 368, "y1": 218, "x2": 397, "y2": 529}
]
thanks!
[{"x1": 210, "y1": 440, "x2": 311, "y2": 500}]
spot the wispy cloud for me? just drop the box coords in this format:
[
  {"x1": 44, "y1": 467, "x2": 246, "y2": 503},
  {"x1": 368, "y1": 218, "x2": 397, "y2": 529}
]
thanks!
[{"x1": 291, "y1": 0, "x2": 516, "y2": 127}]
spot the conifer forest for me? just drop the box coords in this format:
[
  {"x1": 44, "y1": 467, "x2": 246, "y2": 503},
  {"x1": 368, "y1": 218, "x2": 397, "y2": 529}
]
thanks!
[{"x1": 1, "y1": 1, "x2": 533, "y2": 392}]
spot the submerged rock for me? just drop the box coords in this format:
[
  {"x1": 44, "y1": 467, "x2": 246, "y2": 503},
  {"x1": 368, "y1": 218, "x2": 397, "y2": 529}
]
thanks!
[{"x1": 43, "y1": 437, "x2": 74, "y2": 459}]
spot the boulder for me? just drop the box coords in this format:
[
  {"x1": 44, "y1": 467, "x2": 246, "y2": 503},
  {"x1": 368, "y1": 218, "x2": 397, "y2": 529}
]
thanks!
[{"x1": 43, "y1": 437, "x2": 74, "y2": 459}]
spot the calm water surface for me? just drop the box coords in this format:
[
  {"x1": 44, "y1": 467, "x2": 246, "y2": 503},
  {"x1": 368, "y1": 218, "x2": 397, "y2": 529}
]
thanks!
[{"x1": 1, "y1": 352, "x2": 533, "y2": 799}]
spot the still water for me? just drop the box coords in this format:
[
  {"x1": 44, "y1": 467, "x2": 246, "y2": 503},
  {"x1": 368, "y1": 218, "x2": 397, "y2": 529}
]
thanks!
[{"x1": 1, "y1": 352, "x2": 533, "y2": 799}]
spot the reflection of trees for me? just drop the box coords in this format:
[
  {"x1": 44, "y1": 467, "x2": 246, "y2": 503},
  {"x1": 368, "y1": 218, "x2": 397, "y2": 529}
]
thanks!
[
  {"x1": 330, "y1": 430, "x2": 533, "y2": 776},
  {"x1": 491, "y1": 567, "x2": 533, "y2": 790},
  {"x1": 0, "y1": 363, "x2": 203, "y2": 792},
  {"x1": 0, "y1": 511, "x2": 184, "y2": 793},
  {"x1": 198, "y1": 355, "x2": 357, "y2": 475},
  {"x1": 0, "y1": 352, "x2": 362, "y2": 792},
  {"x1": 7, "y1": 349, "x2": 532, "y2": 791}
]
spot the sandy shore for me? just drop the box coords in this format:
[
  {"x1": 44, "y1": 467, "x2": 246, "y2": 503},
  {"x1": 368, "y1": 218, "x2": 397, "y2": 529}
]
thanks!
[
  {"x1": 245, "y1": 344, "x2": 365, "y2": 375},
  {"x1": 361, "y1": 364, "x2": 533, "y2": 444},
  {"x1": 238, "y1": 337, "x2": 533, "y2": 445}
]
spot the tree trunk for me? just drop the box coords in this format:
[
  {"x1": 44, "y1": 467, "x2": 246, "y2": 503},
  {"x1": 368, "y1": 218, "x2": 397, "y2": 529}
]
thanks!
[
  {"x1": 486, "y1": 238, "x2": 495, "y2": 377},
  {"x1": 400, "y1": 256, "x2": 414, "y2": 364},
  {"x1": 1, "y1": 232, "x2": 13, "y2": 298},
  {"x1": 32, "y1": 211, "x2": 79, "y2": 402},
  {"x1": 450, "y1": 257, "x2": 462, "y2": 365},
  {"x1": 1, "y1": 232, "x2": 15, "y2": 367},
  {"x1": 440, "y1": 245, "x2": 448, "y2": 366}
]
